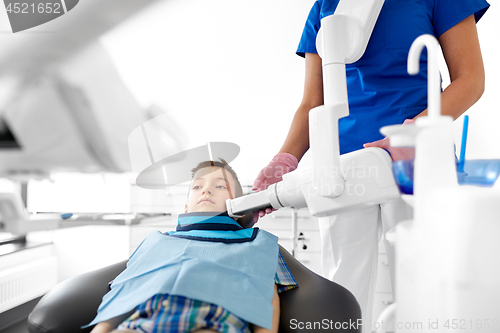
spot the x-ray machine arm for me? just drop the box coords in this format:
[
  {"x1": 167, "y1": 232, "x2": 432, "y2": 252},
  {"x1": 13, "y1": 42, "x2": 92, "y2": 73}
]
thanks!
[{"x1": 227, "y1": 0, "x2": 399, "y2": 218}]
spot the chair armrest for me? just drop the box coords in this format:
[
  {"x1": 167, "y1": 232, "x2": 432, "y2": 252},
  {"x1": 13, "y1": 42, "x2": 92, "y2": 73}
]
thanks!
[
  {"x1": 278, "y1": 245, "x2": 362, "y2": 333},
  {"x1": 28, "y1": 260, "x2": 128, "y2": 333}
]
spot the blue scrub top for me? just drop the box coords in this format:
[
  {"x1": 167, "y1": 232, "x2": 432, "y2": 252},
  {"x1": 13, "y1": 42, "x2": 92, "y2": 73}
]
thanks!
[{"x1": 297, "y1": 0, "x2": 489, "y2": 155}]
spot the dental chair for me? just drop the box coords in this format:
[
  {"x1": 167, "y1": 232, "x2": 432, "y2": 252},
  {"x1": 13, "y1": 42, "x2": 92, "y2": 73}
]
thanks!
[{"x1": 27, "y1": 245, "x2": 361, "y2": 333}]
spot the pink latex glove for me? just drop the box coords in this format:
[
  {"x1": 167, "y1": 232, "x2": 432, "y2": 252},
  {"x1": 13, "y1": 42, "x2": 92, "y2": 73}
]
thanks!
[
  {"x1": 252, "y1": 153, "x2": 299, "y2": 223},
  {"x1": 363, "y1": 119, "x2": 416, "y2": 161}
]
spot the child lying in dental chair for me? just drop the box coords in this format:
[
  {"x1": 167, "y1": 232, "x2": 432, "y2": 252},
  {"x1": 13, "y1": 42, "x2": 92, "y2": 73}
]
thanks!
[{"x1": 88, "y1": 159, "x2": 297, "y2": 333}]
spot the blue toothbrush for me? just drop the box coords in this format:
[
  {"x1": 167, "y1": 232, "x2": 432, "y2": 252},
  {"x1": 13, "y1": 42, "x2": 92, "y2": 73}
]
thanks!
[{"x1": 458, "y1": 115, "x2": 469, "y2": 173}]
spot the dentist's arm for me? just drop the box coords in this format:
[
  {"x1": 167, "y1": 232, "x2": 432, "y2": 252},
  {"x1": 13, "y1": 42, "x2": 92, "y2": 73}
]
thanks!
[
  {"x1": 253, "y1": 52, "x2": 324, "y2": 192},
  {"x1": 252, "y1": 53, "x2": 323, "y2": 220},
  {"x1": 365, "y1": 14, "x2": 485, "y2": 157},
  {"x1": 415, "y1": 14, "x2": 485, "y2": 120},
  {"x1": 278, "y1": 52, "x2": 324, "y2": 161}
]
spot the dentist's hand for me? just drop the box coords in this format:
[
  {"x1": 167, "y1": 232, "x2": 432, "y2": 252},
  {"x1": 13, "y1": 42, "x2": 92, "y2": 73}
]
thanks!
[
  {"x1": 252, "y1": 153, "x2": 299, "y2": 223},
  {"x1": 363, "y1": 119, "x2": 416, "y2": 161}
]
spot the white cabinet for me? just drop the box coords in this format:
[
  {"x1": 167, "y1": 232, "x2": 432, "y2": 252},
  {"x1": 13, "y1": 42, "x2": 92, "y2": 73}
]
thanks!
[{"x1": 254, "y1": 208, "x2": 322, "y2": 275}]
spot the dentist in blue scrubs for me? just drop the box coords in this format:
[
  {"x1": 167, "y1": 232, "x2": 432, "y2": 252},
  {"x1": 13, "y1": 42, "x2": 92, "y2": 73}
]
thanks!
[{"x1": 253, "y1": 0, "x2": 490, "y2": 331}]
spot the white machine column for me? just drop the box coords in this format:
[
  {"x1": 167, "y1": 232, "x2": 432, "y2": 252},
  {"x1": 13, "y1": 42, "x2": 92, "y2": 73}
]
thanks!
[{"x1": 310, "y1": 0, "x2": 384, "y2": 198}]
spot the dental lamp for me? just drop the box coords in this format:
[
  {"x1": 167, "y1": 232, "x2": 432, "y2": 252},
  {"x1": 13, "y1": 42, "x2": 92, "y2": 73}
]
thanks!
[{"x1": 227, "y1": 0, "x2": 400, "y2": 219}]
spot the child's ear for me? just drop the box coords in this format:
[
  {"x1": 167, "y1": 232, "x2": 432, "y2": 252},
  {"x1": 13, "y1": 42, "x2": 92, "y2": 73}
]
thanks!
[{"x1": 184, "y1": 204, "x2": 188, "y2": 213}]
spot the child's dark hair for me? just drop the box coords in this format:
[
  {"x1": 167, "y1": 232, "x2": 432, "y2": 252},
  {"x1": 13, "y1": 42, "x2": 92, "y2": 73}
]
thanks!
[{"x1": 191, "y1": 158, "x2": 243, "y2": 198}]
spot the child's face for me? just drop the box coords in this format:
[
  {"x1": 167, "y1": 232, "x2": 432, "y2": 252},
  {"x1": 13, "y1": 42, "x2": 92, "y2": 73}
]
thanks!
[{"x1": 184, "y1": 167, "x2": 237, "y2": 213}]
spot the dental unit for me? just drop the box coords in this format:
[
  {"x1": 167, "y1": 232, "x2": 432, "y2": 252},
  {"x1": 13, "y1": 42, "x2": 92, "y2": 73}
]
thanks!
[{"x1": 375, "y1": 35, "x2": 500, "y2": 333}]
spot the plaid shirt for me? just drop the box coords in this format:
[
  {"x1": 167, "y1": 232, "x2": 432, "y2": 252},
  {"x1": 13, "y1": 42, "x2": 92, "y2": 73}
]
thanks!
[
  {"x1": 275, "y1": 251, "x2": 298, "y2": 293},
  {"x1": 117, "y1": 251, "x2": 297, "y2": 333}
]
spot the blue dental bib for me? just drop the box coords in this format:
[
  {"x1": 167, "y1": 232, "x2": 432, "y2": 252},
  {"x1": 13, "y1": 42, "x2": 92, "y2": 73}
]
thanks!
[{"x1": 85, "y1": 212, "x2": 279, "y2": 330}]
